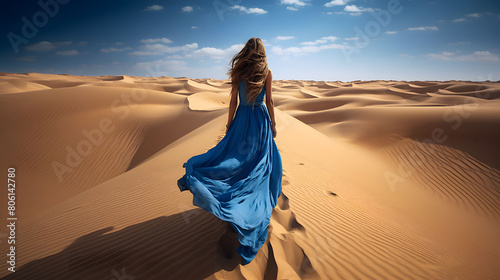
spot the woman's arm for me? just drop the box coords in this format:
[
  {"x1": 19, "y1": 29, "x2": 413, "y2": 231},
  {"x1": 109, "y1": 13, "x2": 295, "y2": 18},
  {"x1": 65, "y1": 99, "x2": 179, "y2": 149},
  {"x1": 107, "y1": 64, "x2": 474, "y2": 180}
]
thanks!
[
  {"x1": 265, "y1": 70, "x2": 277, "y2": 138},
  {"x1": 226, "y1": 81, "x2": 238, "y2": 133}
]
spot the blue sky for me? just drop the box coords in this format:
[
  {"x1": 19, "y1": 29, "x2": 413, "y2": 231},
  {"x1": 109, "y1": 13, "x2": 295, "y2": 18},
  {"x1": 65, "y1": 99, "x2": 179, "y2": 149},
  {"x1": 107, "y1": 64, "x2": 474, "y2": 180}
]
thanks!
[{"x1": 1, "y1": 0, "x2": 499, "y2": 81}]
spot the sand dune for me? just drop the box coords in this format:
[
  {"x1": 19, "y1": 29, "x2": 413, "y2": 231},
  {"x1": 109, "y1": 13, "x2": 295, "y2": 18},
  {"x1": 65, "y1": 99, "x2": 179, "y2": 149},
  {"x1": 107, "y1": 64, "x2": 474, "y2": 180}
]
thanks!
[
  {"x1": 0, "y1": 73, "x2": 499, "y2": 280},
  {"x1": 187, "y1": 91, "x2": 230, "y2": 111},
  {"x1": 0, "y1": 77, "x2": 51, "y2": 93}
]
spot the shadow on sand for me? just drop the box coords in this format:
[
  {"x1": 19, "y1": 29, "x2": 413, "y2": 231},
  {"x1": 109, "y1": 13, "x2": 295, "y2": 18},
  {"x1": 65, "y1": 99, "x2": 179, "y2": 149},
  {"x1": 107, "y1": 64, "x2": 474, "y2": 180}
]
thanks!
[{"x1": 1, "y1": 209, "x2": 242, "y2": 280}]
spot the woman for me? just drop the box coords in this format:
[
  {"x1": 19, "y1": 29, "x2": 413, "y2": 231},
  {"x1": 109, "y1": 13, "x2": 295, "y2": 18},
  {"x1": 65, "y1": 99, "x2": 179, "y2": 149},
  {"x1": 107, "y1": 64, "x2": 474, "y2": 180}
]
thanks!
[{"x1": 177, "y1": 37, "x2": 283, "y2": 265}]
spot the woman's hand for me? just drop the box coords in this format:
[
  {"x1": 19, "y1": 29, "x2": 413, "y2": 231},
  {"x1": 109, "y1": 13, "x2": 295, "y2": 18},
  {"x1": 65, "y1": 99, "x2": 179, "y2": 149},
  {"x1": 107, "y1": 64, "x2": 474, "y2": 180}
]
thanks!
[{"x1": 272, "y1": 123, "x2": 277, "y2": 138}]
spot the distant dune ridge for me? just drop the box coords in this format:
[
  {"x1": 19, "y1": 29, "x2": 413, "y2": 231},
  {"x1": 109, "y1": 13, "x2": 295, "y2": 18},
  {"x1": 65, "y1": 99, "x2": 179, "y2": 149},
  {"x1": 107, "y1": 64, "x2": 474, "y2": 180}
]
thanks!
[{"x1": 0, "y1": 72, "x2": 499, "y2": 279}]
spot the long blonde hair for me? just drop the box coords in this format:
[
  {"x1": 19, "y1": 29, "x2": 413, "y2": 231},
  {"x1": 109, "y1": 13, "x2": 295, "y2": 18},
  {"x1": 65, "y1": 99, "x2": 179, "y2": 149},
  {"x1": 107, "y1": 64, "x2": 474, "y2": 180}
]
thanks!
[{"x1": 228, "y1": 37, "x2": 269, "y2": 103}]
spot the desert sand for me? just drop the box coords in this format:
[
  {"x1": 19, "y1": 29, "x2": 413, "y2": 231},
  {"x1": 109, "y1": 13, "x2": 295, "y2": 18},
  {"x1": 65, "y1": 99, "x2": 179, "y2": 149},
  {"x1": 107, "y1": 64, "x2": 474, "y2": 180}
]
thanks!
[{"x1": 0, "y1": 72, "x2": 499, "y2": 279}]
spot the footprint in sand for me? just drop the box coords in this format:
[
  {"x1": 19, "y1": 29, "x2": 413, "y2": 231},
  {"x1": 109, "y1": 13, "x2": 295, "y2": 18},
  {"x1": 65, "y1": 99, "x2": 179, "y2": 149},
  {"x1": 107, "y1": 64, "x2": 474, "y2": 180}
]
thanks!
[
  {"x1": 268, "y1": 176, "x2": 319, "y2": 278},
  {"x1": 325, "y1": 190, "x2": 338, "y2": 196}
]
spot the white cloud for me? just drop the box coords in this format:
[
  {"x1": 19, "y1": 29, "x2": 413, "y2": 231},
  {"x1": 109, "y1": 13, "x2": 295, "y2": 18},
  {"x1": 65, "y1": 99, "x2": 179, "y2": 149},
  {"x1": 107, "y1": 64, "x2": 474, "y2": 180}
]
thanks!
[
  {"x1": 165, "y1": 55, "x2": 183, "y2": 59},
  {"x1": 281, "y1": 0, "x2": 309, "y2": 10},
  {"x1": 324, "y1": 0, "x2": 351, "y2": 7},
  {"x1": 408, "y1": 26, "x2": 439, "y2": 31},
  {"x1": 427, "y1": 53, "x2": 448, "y2": 60},
  {"x1": 140, "y1": 38, "x2": 173, "y2": 44},
  {"x1": 133, "y1": 59, "x2": 226, "y2": 78},
  {"x1": 342, "y1": 5, "x2": 373, "y2": 16},
  {"x1": 191, "y1": 44, "x2": 244, "y2": 59},
  {"x1": 452, "y1": 18, "x2": 466, "y2": 23},
  {"x1": 273, "y1": 36, "x2": 347, "y2": 56},
  {"x1": 276, "y1": 36, "x2": 295, "y2": 41},
  {"x1": 25, "y1": 41, "x2": 72, "y2": 51},
  {"x1": 399, "y1": 54, "x2": 415, "y2": 58},
  {"x1": 344, "y1": 5, "x2": 361, "y2": 12},
  {"x1": 132, "y1": 40, "x2": 245, "y2": 60},
  {"x1": 182, "y1": 6, "x2": 193, "y2": 12},
  {"x1": 272, "y1": 44, "x2": 347, "y2": 55},
  {"x1": 26, "y1": 41, "x2": 55, "y2": 51},
  {"x1": 457, "y1": 51, "x2": 499, "y2": 62},
  {"x1": 300, "y1": 36, "x2": 338, "y2": 45},
  {"x1": 427, "y1": 51, "x2": 499, "y2": 62},
  {"x1": 56, "y1": 50, "x2": 79, "y2": 56},
  {"x1": 385, "y1": 31, "x2": 398, "y2": 34},
  {"x1": 130, "y1": 43, "x2": 198, "y2": 56},
  {"x1": 144, "y1": 5, "x2": 164, "y2": 12},
  {"x1": 344, "y1": 37, "x2": 359, "y2": 40},
  {"x1": 192, "y1": 48, "x2": 224, "y2": 57},
  {"x1": 231, "y1": 5, "x2": 268, "y2": 15},
  {"x1": 191, "y1": 26, "x2": 199, "y2": 29},
  {"x1": 100, "y1": 47, "x2": 132, "y2": 53},
  {"x1": 134, "y1": 60, "x2": 188, "y2": 74},
  {"x1": 466, "y1": 13, "x2": 481, "y2": 18},
  {"x1": 427, "y1": 51, "x2": 455, "y2": 60},
  {"x1": 281, "y1": 0, "x2": 307, "y2": 6}
]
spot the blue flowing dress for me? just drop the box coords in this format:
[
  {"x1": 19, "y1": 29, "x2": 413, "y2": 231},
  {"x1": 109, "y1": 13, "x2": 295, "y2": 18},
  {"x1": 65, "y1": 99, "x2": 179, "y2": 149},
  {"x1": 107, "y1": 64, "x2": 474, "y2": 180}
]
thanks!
[{"x1": 177, "y1": 79, "x2": 283, "y2": 265}]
